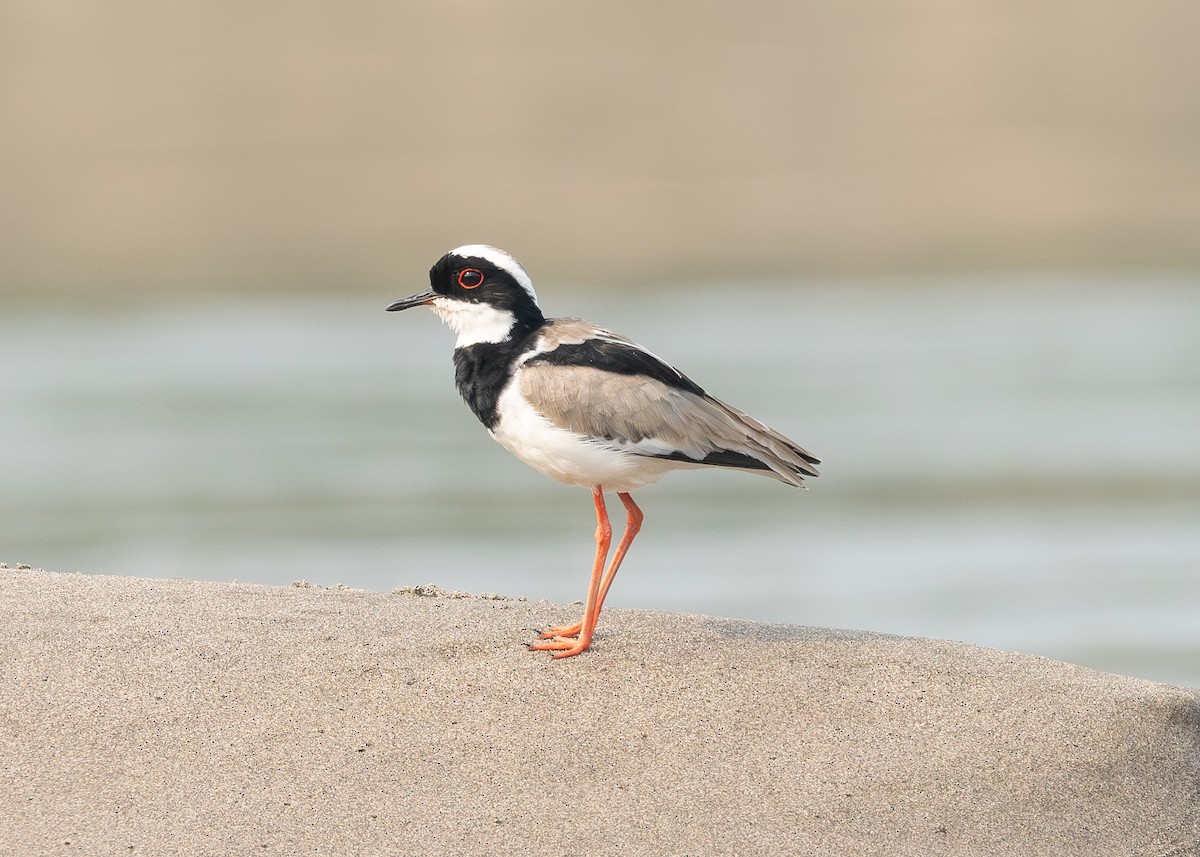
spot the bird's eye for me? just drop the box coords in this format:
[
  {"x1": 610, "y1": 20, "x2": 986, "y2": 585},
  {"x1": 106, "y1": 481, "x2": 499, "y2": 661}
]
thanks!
[{"x1": 457, "y1": 268, "x2": 484, "y2": 289}]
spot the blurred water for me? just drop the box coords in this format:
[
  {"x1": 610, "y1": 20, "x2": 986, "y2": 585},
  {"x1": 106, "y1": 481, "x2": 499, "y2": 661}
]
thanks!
[{"x1": 2, "y1": 273, "x2": 1198, "y2": 687}]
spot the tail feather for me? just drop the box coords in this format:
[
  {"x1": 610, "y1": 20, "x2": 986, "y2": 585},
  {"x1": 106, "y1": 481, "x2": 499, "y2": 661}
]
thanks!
[{"x1": 658, "y1": 393, "x2": 820, "y2": 487}]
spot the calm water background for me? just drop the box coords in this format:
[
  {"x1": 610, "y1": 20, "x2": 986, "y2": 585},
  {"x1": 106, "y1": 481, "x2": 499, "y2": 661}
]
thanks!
[{"x1": 3, "y1": 273, "x2": 1198, "y2": 687}]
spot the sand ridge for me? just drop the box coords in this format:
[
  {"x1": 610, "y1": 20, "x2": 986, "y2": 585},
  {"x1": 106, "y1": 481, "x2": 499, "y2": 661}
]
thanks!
[{"x1": 2, "y1": 566, "x2": 1197, "y2": 855}]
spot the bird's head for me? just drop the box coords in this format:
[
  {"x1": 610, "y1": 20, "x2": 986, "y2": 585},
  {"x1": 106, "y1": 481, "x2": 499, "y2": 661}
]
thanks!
[{"x1": 387, "y1": 245, "x2": 545, "y2": 347}]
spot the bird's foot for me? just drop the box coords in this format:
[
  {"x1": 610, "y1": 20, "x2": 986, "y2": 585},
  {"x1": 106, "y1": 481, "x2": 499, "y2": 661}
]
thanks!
[
  {"x1": 536, "y1": 621, "x2": 583, "y2": 640},
  {"x1": 528, "y1": 634, "x2": 592, "y2": 659}
]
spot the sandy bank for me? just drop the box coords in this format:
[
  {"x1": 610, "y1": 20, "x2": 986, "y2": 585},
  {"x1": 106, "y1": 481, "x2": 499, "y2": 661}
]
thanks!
[{"x1": 2, "y1": 566, "x2": 1197, "y2": 856}]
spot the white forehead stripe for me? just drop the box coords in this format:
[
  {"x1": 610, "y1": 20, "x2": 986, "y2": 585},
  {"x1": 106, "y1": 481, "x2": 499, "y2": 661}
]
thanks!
[{"x1": 449, "y1": 244, "x2": 538, "y2": 304}]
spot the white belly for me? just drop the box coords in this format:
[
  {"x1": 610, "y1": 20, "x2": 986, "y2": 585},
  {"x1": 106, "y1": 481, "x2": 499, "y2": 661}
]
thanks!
[{"x1": 489, "y1": 381, "x2": 688, "y2": 491}]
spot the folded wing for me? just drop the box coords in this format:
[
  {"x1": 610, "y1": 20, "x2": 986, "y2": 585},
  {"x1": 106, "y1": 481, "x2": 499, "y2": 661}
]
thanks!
[{"x1": 520, "y1": 321, "x2": 820, "y2": 486}]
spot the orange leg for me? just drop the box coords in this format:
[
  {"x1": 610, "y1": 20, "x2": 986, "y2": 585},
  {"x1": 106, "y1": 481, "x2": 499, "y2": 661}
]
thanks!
[
  {"x1": 532, "y1": 490, "x2": 644, "y2": 658},
  {"x1": 538, "y1": 492, "x2": 643, "y2": 640},
  {"x1": 529, "y1": 486, "x2": 611, "y2": 657}
]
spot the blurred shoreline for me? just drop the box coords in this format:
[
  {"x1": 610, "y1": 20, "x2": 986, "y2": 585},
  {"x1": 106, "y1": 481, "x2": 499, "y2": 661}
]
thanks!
[{"x1": 4, "y1": 276, "x2": 1197, "y2": 687}]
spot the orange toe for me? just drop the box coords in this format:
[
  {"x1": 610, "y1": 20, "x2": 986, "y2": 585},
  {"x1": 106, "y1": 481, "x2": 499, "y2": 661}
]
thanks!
[
  {"x1": 528, "y1": 635, "x2": 572, "y2": 651},
  {"x1": 550, "y1": 641, "x2": 591, "y2": 659},
  {"x1": 538, "y1": 621, "x2": 583, "y2": 640},
  {"x1": 528, "y1": 634, "x2": 593, "y2": 658}
]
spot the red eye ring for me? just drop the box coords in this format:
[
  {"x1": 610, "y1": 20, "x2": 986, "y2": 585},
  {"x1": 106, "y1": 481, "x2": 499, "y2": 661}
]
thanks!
[{"x1": 457, "y1": 268, "x2": 484, "y2": 289}]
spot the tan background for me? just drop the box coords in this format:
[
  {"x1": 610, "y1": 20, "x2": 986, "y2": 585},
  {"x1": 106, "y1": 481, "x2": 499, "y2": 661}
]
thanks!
[{"x1": 3, "y1": 1, "x2": 1199, "y2": 297}]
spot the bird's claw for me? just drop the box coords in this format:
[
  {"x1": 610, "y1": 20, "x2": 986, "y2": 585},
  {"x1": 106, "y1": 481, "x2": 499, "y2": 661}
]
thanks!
[
  {"x1": 528, "y1": 634, "x2": 573, "y2": 650},
  {"x1": 537, "y1": 621, "x2": 583, "y2": 640},
  {"x1": 528, "y1": 634, "x2": 591, "y2": 658}
]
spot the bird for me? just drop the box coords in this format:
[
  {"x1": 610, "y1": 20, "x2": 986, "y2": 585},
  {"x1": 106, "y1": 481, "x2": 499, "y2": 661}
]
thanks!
[{"x1": 387, "y1": 244, "x2": 819, "y2": 658}]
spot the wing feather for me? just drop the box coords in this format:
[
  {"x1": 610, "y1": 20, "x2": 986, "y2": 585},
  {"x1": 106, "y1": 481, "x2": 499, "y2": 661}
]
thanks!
[{"x1": 518, "y1": 330, "x2": 820, "y2": 486}]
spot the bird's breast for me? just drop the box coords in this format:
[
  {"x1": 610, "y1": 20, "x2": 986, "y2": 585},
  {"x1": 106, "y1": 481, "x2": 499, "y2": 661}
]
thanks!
[{"x1": 452, "y1": 341, "x2": 525, "y2": 429}]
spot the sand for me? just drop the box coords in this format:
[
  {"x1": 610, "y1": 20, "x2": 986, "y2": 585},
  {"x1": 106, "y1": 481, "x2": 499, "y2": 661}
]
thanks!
[{"x1": 2, "y1": 565, "x2": 1197, "y2": 856}]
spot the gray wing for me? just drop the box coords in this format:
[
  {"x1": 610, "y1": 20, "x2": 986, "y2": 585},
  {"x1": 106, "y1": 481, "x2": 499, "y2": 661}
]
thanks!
[{"x1": 518, "y1": 357, "x2": 820, "y2": 487}]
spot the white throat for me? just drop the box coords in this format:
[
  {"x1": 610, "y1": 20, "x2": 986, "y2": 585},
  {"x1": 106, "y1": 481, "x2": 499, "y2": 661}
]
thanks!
[{"x1": 432, "y1": 297, "x2": 517, "y2": 347}]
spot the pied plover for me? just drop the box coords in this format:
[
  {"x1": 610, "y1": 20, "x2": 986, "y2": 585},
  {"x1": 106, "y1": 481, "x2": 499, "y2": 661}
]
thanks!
[{"x1": 388, "y1": 244, "x2": 819, "y2": 658}]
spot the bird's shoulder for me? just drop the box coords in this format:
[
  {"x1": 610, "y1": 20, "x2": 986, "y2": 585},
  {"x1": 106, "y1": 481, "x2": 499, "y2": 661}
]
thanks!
[{"x1": 522, "y1": 317, "x2": 704, "y2": 396}]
